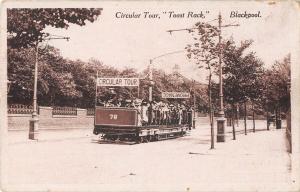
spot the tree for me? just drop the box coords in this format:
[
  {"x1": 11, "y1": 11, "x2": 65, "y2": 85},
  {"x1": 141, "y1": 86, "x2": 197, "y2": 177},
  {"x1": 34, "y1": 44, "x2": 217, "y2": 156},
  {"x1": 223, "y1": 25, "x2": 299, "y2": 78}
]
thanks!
[
  {"x1": 7, "y1": 46, "x2": 81, "y2": 106},
  {"x1": 186, "y1": 22, "x2": 219, "y2": 149},
  {"x1": 7, "y1": 8, "x2": 102, "y2": 48},
  {"x1": 222, "y1": 39, "x2": 264, "y2": 136},
  {"x1": 7, "y1": 47, "x2": 35, "y2": 104},
  {"x1": 262, "y1": 54, "x2": 290, "y2": 128}
]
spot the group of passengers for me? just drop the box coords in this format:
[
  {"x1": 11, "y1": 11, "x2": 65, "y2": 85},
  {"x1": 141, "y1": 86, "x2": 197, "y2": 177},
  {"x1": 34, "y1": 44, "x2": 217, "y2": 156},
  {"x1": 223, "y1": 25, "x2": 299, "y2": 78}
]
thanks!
[{"x1": 99, "y1": 98, "x2": 193, "y2": 127}]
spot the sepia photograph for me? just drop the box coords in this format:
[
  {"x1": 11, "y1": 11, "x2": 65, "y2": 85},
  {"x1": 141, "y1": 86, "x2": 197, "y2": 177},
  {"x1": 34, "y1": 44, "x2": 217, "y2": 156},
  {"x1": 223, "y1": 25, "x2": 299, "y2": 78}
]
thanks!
[{"x1": 0, "y1": 1, "x2": 299, "y2": 191}]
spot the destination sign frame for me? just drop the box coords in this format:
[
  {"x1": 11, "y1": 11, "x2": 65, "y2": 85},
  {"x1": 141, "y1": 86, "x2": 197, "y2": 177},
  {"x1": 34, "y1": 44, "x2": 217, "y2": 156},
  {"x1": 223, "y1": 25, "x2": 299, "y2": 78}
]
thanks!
[
  {"x1": 97, "y1": 78, "x2": 139, "y2": 87},
  {"x1": 161, "y1": 92, "x2": 190, "y2": 98}
]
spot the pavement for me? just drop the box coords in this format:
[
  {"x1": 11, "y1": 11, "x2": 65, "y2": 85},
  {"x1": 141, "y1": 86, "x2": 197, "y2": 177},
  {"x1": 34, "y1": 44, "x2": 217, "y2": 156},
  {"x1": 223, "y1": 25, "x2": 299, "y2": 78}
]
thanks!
[{"x1": 1, "y1": 119, "x2": 296, "y2": 192}]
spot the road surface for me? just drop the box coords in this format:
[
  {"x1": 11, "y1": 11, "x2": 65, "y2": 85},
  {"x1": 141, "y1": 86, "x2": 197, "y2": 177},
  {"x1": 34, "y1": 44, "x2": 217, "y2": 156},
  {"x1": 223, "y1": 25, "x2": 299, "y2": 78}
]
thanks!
[{"x1": 2, "y1": 119, "x2": 294, "y2": 191}]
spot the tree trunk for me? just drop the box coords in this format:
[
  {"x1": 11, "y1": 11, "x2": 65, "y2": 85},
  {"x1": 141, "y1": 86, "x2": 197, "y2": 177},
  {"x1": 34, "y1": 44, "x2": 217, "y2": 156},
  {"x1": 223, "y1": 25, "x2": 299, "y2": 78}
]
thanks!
[
  {"x1": 266, "y1": 107, "x2": 270, "y2": 130},
  {"x1": 232, "y1": 103, "x2": 236, "y2": 140},
  {"x1": 244, "y1": 102, "x2": 247, "y2": 135},
  {"x1": 252, "y1": 101, "x2": 255, "y2": 133},
  {"x1": 275, "y1": 106, "x2": 278, "y2": 128},
  {"x1": 210, "y1": 105, "x2": 214, "y2": 148},
  {"x1": 237, "y1": 104, "x2": 239, "y2": 128},
  {"x1": 208, "y1": 70, "x2": 214, "y2": 149},
  {"x1": 275, "y1": 105, "x2": 281, "y2": 129}
]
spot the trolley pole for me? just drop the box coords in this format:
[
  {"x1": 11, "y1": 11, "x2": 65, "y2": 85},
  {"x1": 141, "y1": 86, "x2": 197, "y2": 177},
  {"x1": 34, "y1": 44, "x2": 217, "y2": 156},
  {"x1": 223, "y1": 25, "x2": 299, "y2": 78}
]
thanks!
[
  {"x1": 29, "y1": 35, "x2": 69, "y2": 140},
  {"x1": 148, "y1": 50, "x2": 185, "y2": 102}
]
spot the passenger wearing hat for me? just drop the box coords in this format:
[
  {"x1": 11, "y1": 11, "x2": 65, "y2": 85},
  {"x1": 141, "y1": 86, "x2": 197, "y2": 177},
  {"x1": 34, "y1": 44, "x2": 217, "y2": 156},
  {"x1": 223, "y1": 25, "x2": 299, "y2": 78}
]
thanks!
[{"x1": 125, "y1": 99, "x2": 132, "y2": 107}]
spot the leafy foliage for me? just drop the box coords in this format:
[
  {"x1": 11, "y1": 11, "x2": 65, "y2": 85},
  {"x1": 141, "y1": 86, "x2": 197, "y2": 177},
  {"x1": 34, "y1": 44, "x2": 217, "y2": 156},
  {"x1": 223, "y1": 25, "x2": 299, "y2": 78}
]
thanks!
[
  {"x1": 222, "y1": 39, "x2": 264, "y2": 105},
  {"x1": 7, "y1": 8, "x2": 102, "y2": 48},
  {"x1": 8, "y1": 47, "x2": 208, "y2": 109},
  {"x1": 186, "y1": 22, "x2": 219, "y2": 70},
  {"x1": 261, "y1": 54, "x2": 290, "y2": 113}
]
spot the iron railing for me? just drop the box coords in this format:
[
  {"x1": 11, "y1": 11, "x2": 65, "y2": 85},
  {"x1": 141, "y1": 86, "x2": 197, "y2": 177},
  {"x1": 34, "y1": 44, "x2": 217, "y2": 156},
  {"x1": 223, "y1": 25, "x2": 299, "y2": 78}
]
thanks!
[
  {"x1": 52, "y1": 106, "x2": 77, "y2": 116},
  {"x1": 87, "y1": 108, "x2": 95, "y2": 116},
  {"x1": 8, "y1": 104, "x2": 33, "y2": 114}
]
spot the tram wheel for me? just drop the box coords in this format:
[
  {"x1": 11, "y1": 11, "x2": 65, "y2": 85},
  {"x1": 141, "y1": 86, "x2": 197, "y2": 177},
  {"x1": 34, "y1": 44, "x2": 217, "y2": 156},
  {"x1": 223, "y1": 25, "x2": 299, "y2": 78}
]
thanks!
[
  {"x1": 144, "y1": 136, "x2": 149, "y2": 143},
  {"x1": 180, "y1": 130, "x2": 184, "y2": 136},
  {"x1": 136, "y1": 137, "x2": 141, "y2": 144}
]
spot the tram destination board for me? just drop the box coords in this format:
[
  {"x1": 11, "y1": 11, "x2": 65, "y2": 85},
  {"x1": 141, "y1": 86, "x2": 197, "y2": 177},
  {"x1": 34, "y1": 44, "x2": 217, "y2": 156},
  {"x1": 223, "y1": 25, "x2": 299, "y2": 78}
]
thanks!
[
  {"x1": 162, "y1": 92, "x2": 190, "y2": 98},
  {"x1": 95, "y1": 107, "x2": 138, "y2": 127}
]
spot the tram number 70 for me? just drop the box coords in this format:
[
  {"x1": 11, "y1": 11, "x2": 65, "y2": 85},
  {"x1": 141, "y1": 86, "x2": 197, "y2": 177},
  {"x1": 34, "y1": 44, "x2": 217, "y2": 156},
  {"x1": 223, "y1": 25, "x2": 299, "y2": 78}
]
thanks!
[{"x1": 109, "y1": 114, "x2": 118, "y2": 120}]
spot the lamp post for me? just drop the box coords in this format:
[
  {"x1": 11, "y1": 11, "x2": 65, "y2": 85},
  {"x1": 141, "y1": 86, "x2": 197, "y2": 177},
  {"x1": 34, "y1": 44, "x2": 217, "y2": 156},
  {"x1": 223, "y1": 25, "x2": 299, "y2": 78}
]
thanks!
[
  {"x1": 29, "y1": 42, "x2": 39, "y2": 140},
  {"x1": 216, "y1": 13, "x2": 226, "y2": 142}
]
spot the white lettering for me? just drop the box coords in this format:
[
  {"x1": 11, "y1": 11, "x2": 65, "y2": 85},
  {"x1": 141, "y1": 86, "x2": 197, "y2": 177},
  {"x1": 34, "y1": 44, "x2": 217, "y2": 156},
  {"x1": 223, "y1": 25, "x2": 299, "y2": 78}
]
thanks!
[{"x1": 97, "y1": 78, "x2": 139, "y2": 87}]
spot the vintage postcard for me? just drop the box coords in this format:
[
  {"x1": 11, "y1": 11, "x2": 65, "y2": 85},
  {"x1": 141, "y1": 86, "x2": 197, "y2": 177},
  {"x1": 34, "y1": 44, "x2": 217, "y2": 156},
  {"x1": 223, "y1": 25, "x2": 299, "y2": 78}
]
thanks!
[{"x1": 0, "y1": 0, "x2": 300, "y2": 191}]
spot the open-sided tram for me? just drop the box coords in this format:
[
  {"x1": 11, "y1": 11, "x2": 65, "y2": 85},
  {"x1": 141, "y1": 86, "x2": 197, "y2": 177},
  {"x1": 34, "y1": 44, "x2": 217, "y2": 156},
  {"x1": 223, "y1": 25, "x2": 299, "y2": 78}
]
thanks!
[{"x1": 93, "y1": 106, "x2": 192, "y2": 144}]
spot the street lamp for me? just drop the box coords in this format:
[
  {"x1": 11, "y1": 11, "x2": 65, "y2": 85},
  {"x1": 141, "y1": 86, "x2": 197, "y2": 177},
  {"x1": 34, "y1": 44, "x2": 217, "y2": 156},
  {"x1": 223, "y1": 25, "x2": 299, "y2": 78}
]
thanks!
[
  {"x1": 216, "y1": 13, "x2": 226, "y2": 142},
  {"x1": 29, "y1": 42, "x2": 39, "y2": 140},
  {"x1": 149, "y1": 59, "x2": 154, "y2": 102}
]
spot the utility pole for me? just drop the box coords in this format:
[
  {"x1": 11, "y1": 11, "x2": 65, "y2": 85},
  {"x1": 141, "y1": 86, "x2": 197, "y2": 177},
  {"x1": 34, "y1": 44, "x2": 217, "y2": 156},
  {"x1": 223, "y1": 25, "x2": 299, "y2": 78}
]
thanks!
[
  {"x1": 167, "y1": 12, "x2": 239, "y2": 143},
  {"x1": 149, "y1": 59, "x2": 153, "y2": 102},
  {"x1": 237, "y1": 104, "x2": 239, "y2": 128},
  {"x1": 252, "y1": 101, "x2": 255, "y2": 133},
  {"x1": 216, "y1": 13, "x2": 226, "y2": 142},
  {"x1": 29, "y1": 34, "x2": 69, "y2": 140}
]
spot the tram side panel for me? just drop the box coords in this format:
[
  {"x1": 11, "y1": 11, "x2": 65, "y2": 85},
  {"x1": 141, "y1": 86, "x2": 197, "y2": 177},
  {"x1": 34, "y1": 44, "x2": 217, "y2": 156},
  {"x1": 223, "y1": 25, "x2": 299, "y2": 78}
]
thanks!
[{"x1": 94, "y1": 107, "x2": 138, "y2": 130}]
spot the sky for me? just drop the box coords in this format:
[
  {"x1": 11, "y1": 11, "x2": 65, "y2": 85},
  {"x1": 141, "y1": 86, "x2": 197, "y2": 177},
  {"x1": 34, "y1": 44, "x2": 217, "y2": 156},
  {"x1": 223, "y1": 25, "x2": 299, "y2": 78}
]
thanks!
[{"x1": 43, "y1": 1, "x2": 296, "y2": 83}]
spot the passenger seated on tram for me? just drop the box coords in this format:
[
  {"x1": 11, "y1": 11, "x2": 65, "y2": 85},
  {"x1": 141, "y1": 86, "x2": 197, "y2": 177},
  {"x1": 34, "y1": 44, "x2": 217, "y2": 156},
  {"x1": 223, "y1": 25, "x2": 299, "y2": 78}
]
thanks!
[
  {"x1": 116, "y1": 98, "x2": 123, "y2": 107},
  {"x1": 104, "y1": 99, "x2": 115, "y2": 107},
  {"x1": 124, "y1": 99, "x2": 132, "y2": 107},
  {"x1": 97, "y1": 99, "x2": 105, "y2": 106}
]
